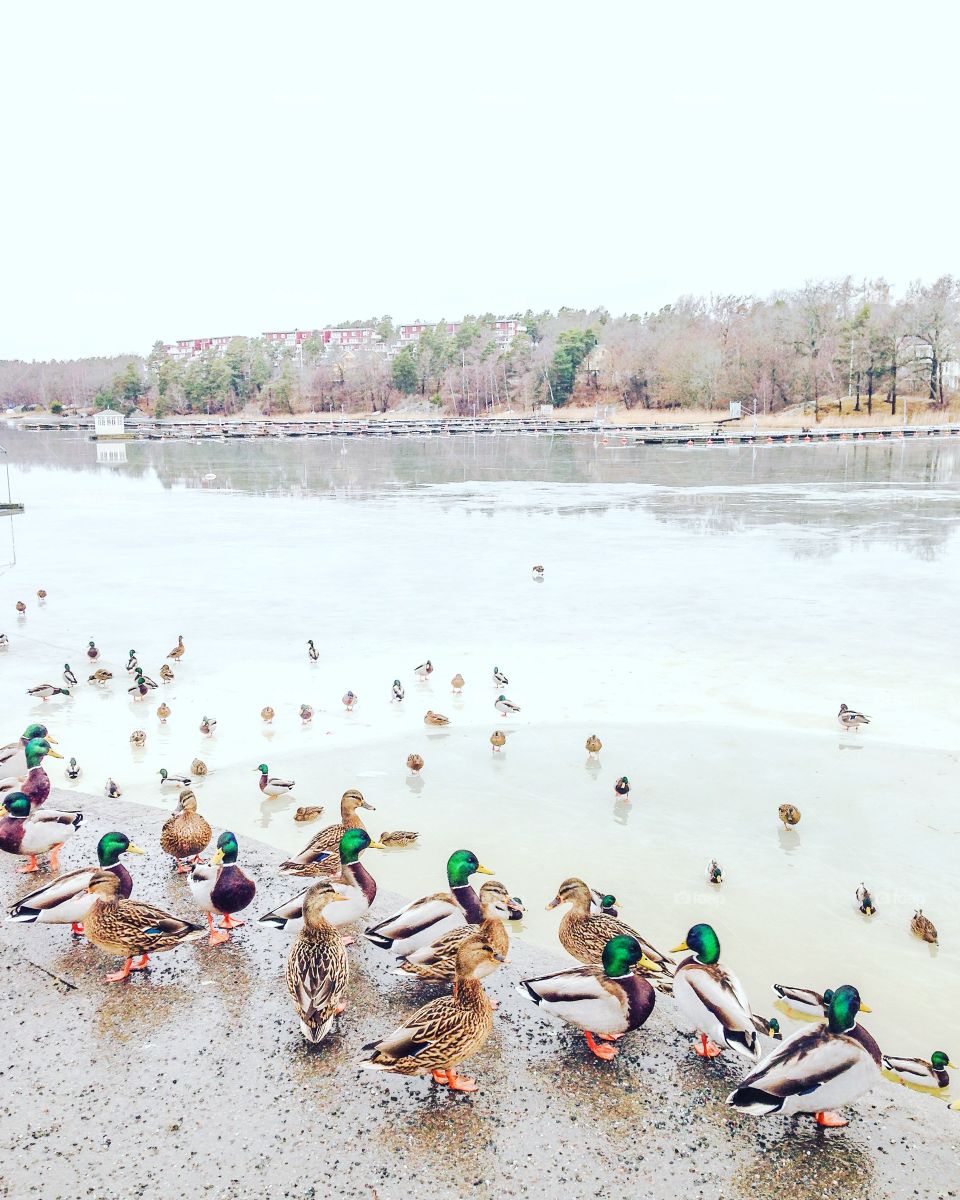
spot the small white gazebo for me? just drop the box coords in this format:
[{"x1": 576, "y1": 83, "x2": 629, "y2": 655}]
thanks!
[{"x1": 93, "y1": 410, "x2": 125, "y2": 438}]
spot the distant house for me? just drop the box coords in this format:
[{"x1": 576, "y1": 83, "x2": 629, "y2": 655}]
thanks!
[
  {"x1": 171, "y1": 336, "x2": 238, "y2": 362},
  {"x1": 397, "y1": 318, "x2": 524, "y2": 349},
  {"x1": 93, "y1": 410, "x2": 125, "y2": 439},
  {"x1": 323, "y1": 327, "x2": 380, "y2": 348}
]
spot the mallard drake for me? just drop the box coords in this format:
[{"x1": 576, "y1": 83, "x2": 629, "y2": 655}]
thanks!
[
  {"x1": 157, "y1": 703, "x2": 171, "y2": 723},
  {"x1": 0, "y1": 792, "x2": 82, "y2": 873},
  {"x1": 86, "y1": 640, "x2": 100, "y2": 661},
  {"x1": 752, "y1": 1014, "x2": 783, "y2": 1040},
  {"x1": 365, "y1": 849, "x2": 495, "y2": 958},
  {"x1": 2, "y1": 724, "x2": 55, "y2": 754},
  {"x1": 0, "y1": 634, "x2": 8, "y2": 648},
  {"x1": 8, "y1": 832, "x2": 145, "y2": 934},
  {"x1": 83, "y1": 869, "x2": 203, "y2": 982},
  {"x1": 358, "y1": 934, "x2": 506, "y2": 1092},
  {"x1": 392, "y1": 680, "x2": 405, "y2": 702},
  {"x1": 415, "y1": 660, "x2": 433, "y2": 681},
  {"x1": 36, "y1": 589, "x2": 47, "y2": 601},
  {"x1": 66, "y1": 758, "x2": 81, "y2": 782},
  {"x1": 911, "y1": 910, "x2": 938, "y2": 944},
  {"x1": 199, "y1": 716, "x2": 217, "y2": 736},
  {"x1": 307, "y1": 639, "x2": 319, "y2": 662},
  {"x1": 191, "y1": 758, "x2": 208, "y2": 776},
  {"x1": 27, "y1": 684, "x2": 70, "y2": 703},
  {"x1": 532, "y1": 564, "x2": 544, "y2": 579},
  {"x1": 280, "y1": 789, "x2": 375, "y2": 877},
  {"x1": 727, "y1": 985, "x2": 879, "y2": 1127},
  {"x1": 261, "y1": 705, "x2": 275, "y2": 723},
  {"x1": 838, "y1": 703, "x2": 869, "y2": 729},
  {"x1": 160, "y1": 664, "x2": 174, "y2": 682},
  {"x1": 771, "y1": 984, "x2": 833, "y2": 1018},
  {"x1": 261, "y1": 829, "x2": 384, "y2": 935},
  {"x1": 585, "y1": 734, "x2": 602, "y2": 757},
  {"x1": 492, "y1": 667, "x2": 508, "y2": 688},
  {"x1": 855, "y1": 884, "x2": 876, "y2": 915},
  {"x1": 590, "y1": 889, "x2": 618, "y2": 917},
  {"x1": 395, "y1": 880, "x2": 514, "y2": 983},
  {"x1": 130, "y1": 730, "x2": 147, "y2": 748},
  {"x1": 126, "y1": 650, "x2": 138, "y2": 672},
  {"x1": 451, "y1": 674, "x2": 465, "y2": 693},
  {"x1": 706, "y1": 860, "x2": 723, "y2": 885},
  {"x1": 0, "y1": 735, "x2": 61, "y2": 780},
  {"x1": 89, "y1": 669, "x2": 113, "y2": 685},
  {"x1": 189, "y1": 832, "x2": 257, "y2": 945},
  {"x1": 0, "y1": 764, "x2": 50, "y2": 810},
  {"x1": 614, "y1": 776, "x2": 630, "y2": 798},
  {"x1": 546, "y1": 877, "x2": 673, "y2": 991},
  {"x1": 105, "y1": 778, "x2": 121, "y2": 799},
  {"x1": 294, "y1": 806, "x2": 324, "y2": 823},
  {"x1": 287, "y1": 879, "x2": 351, "y2": 1043},
  {"x1": 62, "y1": 664, "x2": 78, "y2": 686},
  {"x1": 490, "y1": 730, "x2": 506, "y2": 753},
  {"x1": 672, "y1": 923, "x2": 758, "y2": 1059},
  {"x1": 300, "y1": 704, "x2": 314, "y2": 723},
  {"x1": 778, "y1": 804, "x2": 801, "y2": 829},
  {"x1": 341, "y1": 692, "x2": 356, "y2": 711},
  {"x1": 128, "y1": 677, "x2": 149, "y2": 700},
  {"x1": 160, "y1": 789, "x2": 212, "y2": 873},
  {"x1": 495, "y1": 695, "x2": 520, "y2": 716},
  {"x1": 256, "y1": 763, "x2": 294, "y2": 797},
  {"x1": 406, "y1": 753, "x2": 424, "y2": 773},
  {"x1": 159, "y1": 768, "x2": 192, "y2": 789},
  {"x1": 380, "y1": 830, "x2": 419, "y2": 847},
  {"x1": 167, "y1": 635, "x2": 185, "y2": 661},
  {"x1": 518, "y1": 934, "x2": 658, "y2": 1060},
  {"x1": 16, "y1": 601, "x2": 26, "y2": 615},
  {"x1": 424, "y1": 711, "x2": 449, "y2": 727},
  {"x1": 883, "y1": 1050, "x2": 955, "y2": 1090}
]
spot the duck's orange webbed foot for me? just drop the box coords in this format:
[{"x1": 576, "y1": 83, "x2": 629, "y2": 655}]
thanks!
[
  {"x1": 174, "y1": 860, "x2": 192, "y2": 874},
  {"x1": 431, "y1": 1069, "x2": 450, "y2": 1084},
  {"x1": 47, "y1": 844, "x2": 65, "y2": 872},
  {"x1": 70, "y1": 922, "x2": 85, "y2": 935},
  {"x1": 595, "y1": 1032, "x2": 624, "y2": 1042},
  {"x1": 219, "y1": 913, "x2": 244, "y2": 929},
  {"x1": 692, "y1": 1034, "x2": 722, "y2": 1057},
  {"x1": 815, "y1": 1111, "x2": 848, "y2": 1128},
  {"x1": 445, "y1": 1071, "x2": 478, "y2": 1092},
  {"x1": 105, "y1": 957, "x2": 134, "y2": 983},
  {"x1": 207, "y1": 913, "x2": 229, "y2": 945},
  {"x1": 130, "y1": 954, "x2": 150, "y2": 971},
  {"x1": 17, "y1": 855, "x2": 40, "y2": 874},
  {"x1": 584, "y1": 1032, "x2": 618, "y2": 1060}
]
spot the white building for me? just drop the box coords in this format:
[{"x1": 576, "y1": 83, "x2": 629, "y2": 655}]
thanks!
[{"x1": 93, "y1": 410, "x2": 125, "y2": 438}]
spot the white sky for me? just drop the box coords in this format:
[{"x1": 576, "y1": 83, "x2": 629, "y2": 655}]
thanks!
[{"x1": 2, "y1": 0, "x2": 957, "y2": 360}]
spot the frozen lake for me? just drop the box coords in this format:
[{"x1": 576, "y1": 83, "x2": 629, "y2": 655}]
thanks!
[{"x1": 1, "y1": 426, "x2": 958, "y2": 1063}]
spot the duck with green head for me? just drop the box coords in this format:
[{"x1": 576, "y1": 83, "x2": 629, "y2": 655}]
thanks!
[
  {"x1": 256, "y1": 763, "x2": 295, "y2": 797},
  {"x1": 2, "y1": 736, "x2": 63, "y2": 785},
  {"x1": 0, "y1": 792, "x2": 82, "y2": 873},
  {"x1": 365, "y1": 849, "x2": 494, "y2": 958},
  {"x1": 771, "y1": 983, "x2": 833, "y2": 1019},
  {"x1": 26, "y1": 684, "x2": 70, "y2": 703},
  {"x1": 728, "y1": 984, "x2": 880, "y2": 1127},
  {"x1": 8, "y1": 831, "x2": 145, "y2": 934},
  {"x1": 86, "y1": 640, "x2": 100, "y2": 662},
  {"x1": 188, "y1": 832, "x2": 257, "y2": 945},
  {"x1": 63, "y1": 664, "x2": 78, "y2": 686},
  {"x1": 126, "y1": 650, "x2": 138, "y2": 672},
  {"x1": 671, "y1": 923, "x2": 758, "y2": 1059},
  {"x1": 0, "y1": 725, "x2": 57, "y2": 775},
  {"x1": 883, "y1": 1048, "x2": 956, "y2": 1090}
]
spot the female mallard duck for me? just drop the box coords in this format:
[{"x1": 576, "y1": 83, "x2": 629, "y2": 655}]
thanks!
[
  {"x1": 392, "y1": 680, "x2": 405, "y2": 702},
  {"x1": 342, "y1": 692, "x2": 356, "y2": 711},
  {"x1": 86, "y1": 640, "x2": 100, "y2": 661},
  {"x1": 279, "y1": 789, "x2": 375, "y2": 877},
  {"x1": 167, "y1": 635, "x2": 185, "y2": 661},
  {"x1": 27, "y1": 684, "x2": 70, "y2": 703},
  {"x1": 778, "y1": 803, "x2": 801, "y2": 829},
  {"x1": 855, "y1": 883, "x2": 876, "y2": 915},
  {"x1": 160, "y1": 789, "x2": 212, "y2": 873},
  {"x1": 89, "y1": 669, "x2": 113, "y2": 685},
  {"x1": 130, "y1": 729, "x2": 146, "y2": 748},
  {"x1": 160, "y1": 664, "x2": 174, "y2": 682},
  {"x1": 672, "y1": 923, "x2": 758, "y2": 1059},
  {"x1": 518, "y1": 934, "x2": 658, "y2": 1060},
  {"x1": 188, "y1": 832, "x2": 257, "y2": 945},
  {"x1": 256, "y1": 763, "x2": 294, "y2": 797},
  {"x1": 105, "y1": 778, "x2": 122, "y2": 799},
  {"x1": 380, "y1": 830, "x2": 419, "y2": 847},
  {"x1": 727, "y1": 985, "x2": 879, "y2": 1127},
  {"x1": 451, "y1": 674, "x2": 465, "y2": 693},
  {"x1": 495, "y1": 695, "x2": 520, "y2": 716},
  {"x1": 16, "y1": 601, "x2": 26, "y2": 615},
  {"x1": 66, "y1": 758, "x2": 81, "y2": 782},
  {"x1": 424, "y1": 711, "x2": 449, "y2": 727},
  {"x1": 158, "y1": 768, "x2": 192, "y2": 789},
  {"x1": 287, "y1": 879, "x2": 350, "y2": 1043},
  {"x1": 157, "y1": 702, "x2": 171, "y2": 723},
  {"x1": 365, "y1": 849, "x2": 494, "y2": 958},
  {"x1": 62, "y1": 664, "x2": 78, "y2": 686},
  {"x1": 493, "y1": 667, "x2": 508, "y2": 688},
  {"x1": 911, "y1": 910, "x2": 938, "y2": 944},
  {"x1": 260, "y1": 829, "x2": 384, "y2": 935},
  {"x1": 126, "y1": 650, "x2": 138, "y2": 672},
  {"x1": 83, "y1": 869, "x2": 203, "y2": 982},
  {"x1": 358, "y1": 934, "x2": 506, "y2": 1093},
  {"x1": 883, "y1": 1050, "x2": 955, "y2": 1090},
  {"x1": 199, "y1": 716, "x2": 217, "y2": 736},
  {"x1": 294, "y1": 806, "x2": 324, "y2": 823},
  {"x1": 0, "y1": 792, "x2": 82, "y2": 874},
  {"x1": 838, "y1": 703, "x2": 869, "y2": 729},
  {"x1": 0, "y1": 735, "x2": 61, "y2": 781},
  {"x1": 300, "y1": 704, "x2": 313, "y2": 723},
  {"x1": 490, "y1": 730, "x2": 506, "y2": 753},
  {"x1": 395, "y1": 880, "x2": 515, "y2": 983},
  {"x1": 546, "y1": 877, "x2": 673, "y2": 991},
  {"x1": 415, "y1": 660, "x2": 433, "y2": 681},
  {"x1": 260, "y1": 705, "x2": 274, "y2": 723},
  {"x1": 532, "y1": 564, "x2": 545, "y2": 579},
  {"x1": 8, "y1": 832, "x2": 145, "y2": 934},
  {"x1": 406, "y1": 753, "x2": 424, "y2": 773},
  {"x1": 191, "y1": 758, "x2": 208, "y2": 776},
  {"x1": 37, "y1": 589, "x2": 47, "y2": 601},
  {"x1": 706, "y1": 860, "x2": 723, "y2": 885},
  {"x1": 307, "y1": 639, "x2": 319, "y2": 662},
  {"x1": 585, "y1": 734, "x2": 602, "y2": 757}
]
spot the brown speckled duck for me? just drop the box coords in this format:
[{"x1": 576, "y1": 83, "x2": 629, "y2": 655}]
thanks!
[
  {"x1": 279, "y1": 789, "x2": 375, "y2": 877},
  {"x1": 159, "y1": 789, "x2": 212, "y2": 873}
]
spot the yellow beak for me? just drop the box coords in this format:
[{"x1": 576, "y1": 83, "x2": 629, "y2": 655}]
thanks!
[
  {"x1": 949, "y1": 1061, "x2": 959, "y2": 1069},
  {"x1": 476, "y1": 864, "x2": 494, "y2": 876},
  {"x1": 670, "y1": 941, "x2": 689, "y2": 953},
  {"x1": 859, "y1": 1002, "x2": 872, "y2": 1013},
  {"x1": 637, "y1": 954, "x2": 661, "y2": 973},
  {"x1": 368, "y1": 840, "x2": 387, "y2": 850},
  {"x1": 46, "y1": 735, "x2": 58, "y2": 744},
  {"x1": 212, "y1": 849, "x2": 225, "y2": 865},
  {"x1": 127, "y1": 844, "x2": 146, "y2": 855},
  {"x1": 46, "y1": 748, "x2": 63, "y2": 759}
]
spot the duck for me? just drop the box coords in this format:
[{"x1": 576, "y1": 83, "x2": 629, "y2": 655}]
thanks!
[
  {"x1": 0, "y1": 763, "x2": 51, "y2": 810},
  {"x1": 27, "y1": 684, "x2": 70, "y2": 703},
  {"x1": 82, "y1": 869, "x2": 204, "y2": 982},
  {"x1": 286, "y1": 879, "x2": 351, "y2": 1043},
  {"x1": 62, "y1": 664, "x2": 78, "y2": 686},
  {"x1": 614, "y1": 776, "x2": 630, "y2": 798},
  {"x1": 493, "y1": 667, "x2": 509, "y2": 688},
  {"x1": 126, "y1": 650, "x2": 138, "y2": 672},
  {"x1": 357, "y1": 935, "x2": 506, "y2": 1093},
  {"x1": 727, "y1": 985, "x2": 879, "y2": 1127},
  {"x1": 280, "y1": 789, "x2": 376, "y2": 877},
  {"x1": 260, "y1": 829, "x2": 385, "y2": 935},
  {"x1": 395, "y1": 880, "x2": 515, "y2": 983},
  {"x1": 911, "y1": 910, "x2": 938, "y2": 944},
  {"x1": 752, "y1": 1014, "x2": 783, "y2": 1040},
  {"x1": 130, "y1": 730, "x2": 146, "y2": 748},
  {"x1": 260, "y1": 705, "x2": 275, "y2": 723},
  {"x1": 0, "y1": 792, "x2": 83, "y2": 874},
  {"x1": 160, "y1": 789, "x2": 212, "y2": 873},
  {"x1": 300, "y1": 704, "x2": 313, "y2": 723},
  {"x1": 415, "y1": 660, "x2": 433, "y2": 681},
  {"x1": 518, "y1": 934, "x2": 658, "y2": 1060},
  {"x1": 882, "y1": 1050, "x2": 955, "y2": 1090},
  {"x1": 451, "y1": 674, "x2": 465, "y2": 693},
  {"x1": 66, "y1": 758, "x2": 81, "y2": 782},
  {"x1": 0, "y1": 634, "x2": 8, "y2": 649},
  {"x1": 105, "y1": 778, "x2": 122, "y2": 799},
  {"x1": 191, "y1": 758, "x2": 208, "y2": 776},
  {"x1": 160, "y1": 664, "x2": 174, "y2": 683},
  {"x1": 167, "y1": 635, "x2": 185, "y2": 661},
  {"x1": 157, "y1": 703, "x2": 171, "y2": 723},
  {"x1": 158, "y1": 768, "x2": 192, "y2": 789},
  {"x1": 838, "y1": 703, "x2": 869, "y2": 729},
  {"x1": 188, "y1": 832, "x2": 257, "y2": 944},
  {"x1": 89, "y1": 669, "x2": 113, "y2": 685},
  {"x1": 380, "y1": 830, "x2": 419, "y2": 847},
  {"x1": 855, "y1": 884, "x2": 876, "y2": 916},
  {"x1": 495, "y1": 695, "x2": 520, "y2": 716},
  {"x1": 585, "y1": 734, "x2": 602, "y2": 757},
  {"x1": 256, "y1": 763, "x2": 294, "y2": 797},
  {"x1": 341, "y1": 692, "x2": 356, "y2": 711},
  {"x1": 199, "y1": 716, "x2": 217, "y2": 736},
  {"x1": 392, "y1": 680, "x2": 405, "y2": 702},
  {"x1": 424, "y1": 711, "x2": 449, "y2": 727},
  {"x1": 134, "y1": 670, "x2": 156, "y2": 690},
  {"x1": 590, "y1": 889, "x2": 619, "y2": 917},
  {"x1": 772, "y1": 988, "x2": 830, "y2": 1017},
  {"x1": 7, "y1": 831, "x2": 145, "y2": 935},
  {"x1": 490, "y1": 730, "x2": 506, "y2": 753},
  {"x1": 2, "y1": 723, "x2": 55, "y2": 756},
  {"x1": 307, "y1": 639, "x2": 319, "y2": 662},
  {"x1": 36, "y1": 589, "x2": 47, "y2": 601},
  {"x1": 365, "y1": 849, "x2": 494, "y2": 958},
  {"x1": 706, "y1": 860, "x2": 723, "y2": 886},
  {"x1": 86, "y1": 640, "x2": 100, "y2": 661},
  {"x1": 128, "y1": 677, "x2": 149, "y2": 700},
  {"x1": 0, "y1": 734, "x2": 61, "y2": 780},
  {"x1": 532, "y1": 564, "x2": 545, "y2": 579},
  {"x1": 671, "y1": 923, "x2": 758, "y2": 1059},
  {"x1": 16, "y1": 601, "x2": 26, "y2": 615},
  {"x1": 546, "y1": 877, "x2": 673, "y2": 991},
  {"x1": 294, "y1": 806, "x2": 324, "y2": 823},
  {"x1": 778, "y1": 803, "x2": 801, "y2": 829},
  {"x1": 406, "y1": 753, "x2": 424, "y2": 773}
]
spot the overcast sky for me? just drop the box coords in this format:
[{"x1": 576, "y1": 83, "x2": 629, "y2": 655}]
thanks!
[{"x1": 3, "y1": 0, "x2": 957, "y2": 360}]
